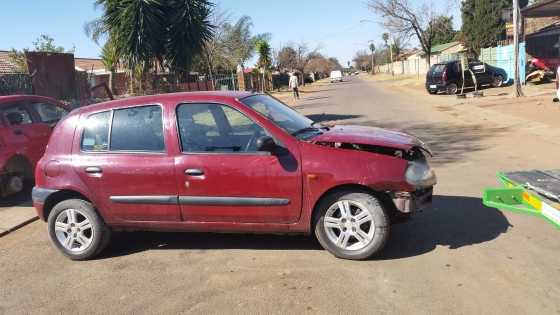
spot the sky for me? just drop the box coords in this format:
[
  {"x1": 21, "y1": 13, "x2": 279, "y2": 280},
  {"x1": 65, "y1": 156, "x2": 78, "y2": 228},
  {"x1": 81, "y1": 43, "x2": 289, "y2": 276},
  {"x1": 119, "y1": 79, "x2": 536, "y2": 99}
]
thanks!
[{"x1": 1, "y1": 0, "x2": 460, "y2": 66}]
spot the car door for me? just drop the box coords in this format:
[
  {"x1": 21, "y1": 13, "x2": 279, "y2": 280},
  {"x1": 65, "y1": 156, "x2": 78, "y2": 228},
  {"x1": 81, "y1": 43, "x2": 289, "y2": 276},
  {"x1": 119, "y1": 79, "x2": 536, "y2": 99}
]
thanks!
[
  {"x1": 27, "y1": 100, "x2": 69, "y2": 154},
  {"x1": 73, "y1": 105, "x2": 181, "y2": 223},
  {"x1": 0, "y1": 102, "x2": 49, "y2": 167},
  {"x1": 173, "y1": 102, "x2": 302, "y2": 224}
]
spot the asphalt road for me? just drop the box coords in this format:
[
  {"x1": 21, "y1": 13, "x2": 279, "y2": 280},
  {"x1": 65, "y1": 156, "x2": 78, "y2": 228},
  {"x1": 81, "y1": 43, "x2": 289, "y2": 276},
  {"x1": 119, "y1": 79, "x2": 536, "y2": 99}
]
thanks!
[{"x1": 1, "y1": 76, "x2": 559, "y2": 314}]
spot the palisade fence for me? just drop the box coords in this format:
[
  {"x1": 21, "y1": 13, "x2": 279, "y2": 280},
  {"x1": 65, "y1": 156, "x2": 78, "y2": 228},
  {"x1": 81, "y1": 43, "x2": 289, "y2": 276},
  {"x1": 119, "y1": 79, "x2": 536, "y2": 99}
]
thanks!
[{"x1": 0, "y1": 73, "x2": 33, "y2": 95}]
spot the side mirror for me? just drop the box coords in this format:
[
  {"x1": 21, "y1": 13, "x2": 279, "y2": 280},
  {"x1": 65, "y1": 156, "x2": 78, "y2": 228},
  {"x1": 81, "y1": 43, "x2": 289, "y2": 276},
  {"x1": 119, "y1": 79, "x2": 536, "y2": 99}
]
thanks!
[{"x1": 256, "y1": 136, "x2": 276, "y2": 152}]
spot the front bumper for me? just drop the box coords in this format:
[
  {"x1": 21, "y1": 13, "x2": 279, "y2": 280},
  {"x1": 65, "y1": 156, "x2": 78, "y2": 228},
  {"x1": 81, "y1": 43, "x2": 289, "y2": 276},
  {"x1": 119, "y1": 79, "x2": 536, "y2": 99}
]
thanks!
[{"x1": 392, "y1": 187, "x2": 433, "y2": 213}]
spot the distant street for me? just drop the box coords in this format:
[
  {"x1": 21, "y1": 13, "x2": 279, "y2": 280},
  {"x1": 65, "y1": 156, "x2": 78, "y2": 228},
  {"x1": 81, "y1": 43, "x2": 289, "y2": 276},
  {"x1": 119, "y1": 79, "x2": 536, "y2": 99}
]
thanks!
[{"x1": 1, "y1": 76, "x2": 559, "y2": 314}]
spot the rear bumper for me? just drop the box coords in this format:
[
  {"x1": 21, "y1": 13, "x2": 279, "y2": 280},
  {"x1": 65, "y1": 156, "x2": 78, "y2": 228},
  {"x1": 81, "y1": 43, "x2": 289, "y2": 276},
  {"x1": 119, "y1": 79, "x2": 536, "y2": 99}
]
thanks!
[
  {"x1": 392, "y1": 187, "x2": 433, "y2": 213},
  {"x1": 426, "y1": 83, "x2": 445, "y2": 92},
  {"x1": 32, "y1": 187, "x2": 58, "y2": 221}
]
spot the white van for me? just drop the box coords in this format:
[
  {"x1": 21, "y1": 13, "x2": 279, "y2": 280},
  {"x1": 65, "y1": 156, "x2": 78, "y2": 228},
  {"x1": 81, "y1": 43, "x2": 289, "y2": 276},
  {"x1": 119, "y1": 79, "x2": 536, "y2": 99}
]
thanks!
[{"x1": 330, "y1": 70, "x2": 343, "y2": 83}]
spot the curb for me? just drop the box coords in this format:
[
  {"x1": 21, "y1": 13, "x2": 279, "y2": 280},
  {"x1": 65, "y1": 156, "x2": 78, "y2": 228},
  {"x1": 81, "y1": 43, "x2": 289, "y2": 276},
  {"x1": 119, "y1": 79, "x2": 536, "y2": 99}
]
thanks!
[{"x1": 0, "y1": 216, "x2": 39, "y2": 238}]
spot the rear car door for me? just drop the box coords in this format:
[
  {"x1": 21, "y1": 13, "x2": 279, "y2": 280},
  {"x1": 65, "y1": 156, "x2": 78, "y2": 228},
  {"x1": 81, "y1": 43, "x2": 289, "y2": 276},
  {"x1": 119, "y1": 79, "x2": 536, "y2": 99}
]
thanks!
[
  {"x1": 173, "y1": 102, "x2": 302, "y2": 224},
  {"x1": 73, "y1": 105, "x2": 181, "y2": 223}
]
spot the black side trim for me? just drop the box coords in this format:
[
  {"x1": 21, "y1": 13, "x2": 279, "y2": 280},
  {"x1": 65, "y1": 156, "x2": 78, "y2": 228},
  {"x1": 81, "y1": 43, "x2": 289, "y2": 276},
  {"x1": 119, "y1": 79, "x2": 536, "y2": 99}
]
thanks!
[
  {"x1": 32, "y1": 187, "x2": 59, "y2": 203},
  {"x1": 178, "y1": 196, "x2": 290, "y2": 206},
  {"x1": 110, "y1": 195, "x2": 178, "y2": 205}
]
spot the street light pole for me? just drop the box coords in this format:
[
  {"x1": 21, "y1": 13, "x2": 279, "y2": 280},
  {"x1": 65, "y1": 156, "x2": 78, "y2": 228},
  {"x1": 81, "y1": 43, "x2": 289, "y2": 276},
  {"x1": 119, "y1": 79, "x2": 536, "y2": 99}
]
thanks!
[{"x1": 513, "y1": 0, "x2": 524, "y2": 97}]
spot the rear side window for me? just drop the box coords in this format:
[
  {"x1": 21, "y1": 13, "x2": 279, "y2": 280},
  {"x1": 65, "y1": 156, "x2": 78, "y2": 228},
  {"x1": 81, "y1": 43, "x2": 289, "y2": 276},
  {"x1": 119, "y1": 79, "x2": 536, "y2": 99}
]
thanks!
[
  {"x1": 81, "y1": 111, "x2": 111, "y2": 151},
  {"x1": 431, "y1": 64, "x2": 446, "y2": 73},
  {"x1": 110, "y1": 105, "x2": 164, "y2": 152},
  {"x1": 31, "y1": 102, "x2": 68, "y2": 125}
]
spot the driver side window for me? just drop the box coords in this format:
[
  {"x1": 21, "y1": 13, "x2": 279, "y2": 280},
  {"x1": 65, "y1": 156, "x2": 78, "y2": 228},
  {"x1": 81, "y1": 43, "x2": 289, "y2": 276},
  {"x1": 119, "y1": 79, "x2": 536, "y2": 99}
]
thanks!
[{"x1": 177, "y1": 103, "x2": 266, "y2": 153}]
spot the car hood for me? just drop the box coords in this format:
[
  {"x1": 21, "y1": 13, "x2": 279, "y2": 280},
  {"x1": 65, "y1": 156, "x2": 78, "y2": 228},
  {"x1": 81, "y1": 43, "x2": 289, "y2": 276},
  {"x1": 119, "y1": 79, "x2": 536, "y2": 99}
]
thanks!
[{"x1": 311, "y1": 125, "x2": 426, "y2": 152}]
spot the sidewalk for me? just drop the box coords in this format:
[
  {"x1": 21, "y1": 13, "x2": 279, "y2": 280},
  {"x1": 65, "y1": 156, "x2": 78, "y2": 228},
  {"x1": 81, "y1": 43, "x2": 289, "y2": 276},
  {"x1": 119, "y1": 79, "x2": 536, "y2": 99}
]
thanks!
[
  {"x1": 0, "y1": 190, "x2": 38, "y2": 237},
  {"x1": 366, "y1": 73, "x2": 560, "y2": 145}
]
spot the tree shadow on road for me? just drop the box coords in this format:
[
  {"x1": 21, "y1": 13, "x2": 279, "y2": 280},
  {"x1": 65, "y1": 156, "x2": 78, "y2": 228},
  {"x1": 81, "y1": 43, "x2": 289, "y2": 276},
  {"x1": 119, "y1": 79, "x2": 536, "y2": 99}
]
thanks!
[
  {"x1": 378, "y1": 195, "x2": 511, "y2": 260},
  {"x1": 98, "y1": 195, "x2": 510, "y2": 260},
  {"x1": 359, "y1": 120, "x2": 510, "y2": 166}
]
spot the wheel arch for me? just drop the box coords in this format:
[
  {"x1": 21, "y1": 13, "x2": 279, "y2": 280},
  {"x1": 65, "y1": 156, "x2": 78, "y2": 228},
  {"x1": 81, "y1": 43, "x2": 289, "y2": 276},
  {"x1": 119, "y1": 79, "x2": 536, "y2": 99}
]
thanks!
[
  {"x1": 42, "y1": 190, "x2": 93, "y2": 221},
  {"x1": 310, "y1": 184, "x2": 394, "y2": 228}
]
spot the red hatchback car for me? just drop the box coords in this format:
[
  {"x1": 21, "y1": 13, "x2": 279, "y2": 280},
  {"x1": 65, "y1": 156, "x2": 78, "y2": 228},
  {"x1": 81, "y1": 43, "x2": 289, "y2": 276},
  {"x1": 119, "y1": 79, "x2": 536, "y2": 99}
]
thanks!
[
  {"x1": 0, "y1": 95, "x2": 68, "y2": 197},
  {"x1": 33, "y1": 92, "x2": 436, "y2": 260}
]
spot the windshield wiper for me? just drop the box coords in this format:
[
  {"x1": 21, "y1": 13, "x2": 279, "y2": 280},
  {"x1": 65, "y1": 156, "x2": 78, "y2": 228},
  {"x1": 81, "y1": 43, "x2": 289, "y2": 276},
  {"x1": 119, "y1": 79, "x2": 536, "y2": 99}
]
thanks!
[{"x1": 291, "y1": 127, "x2": 321, "y2": 137}]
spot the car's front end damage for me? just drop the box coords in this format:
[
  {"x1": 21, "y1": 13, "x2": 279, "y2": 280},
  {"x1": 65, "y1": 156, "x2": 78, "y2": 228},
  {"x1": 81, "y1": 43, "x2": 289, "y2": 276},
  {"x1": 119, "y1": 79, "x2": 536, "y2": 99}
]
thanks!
[{"x1": 310, "y1": 125, "x2": 437, "y2": 216}]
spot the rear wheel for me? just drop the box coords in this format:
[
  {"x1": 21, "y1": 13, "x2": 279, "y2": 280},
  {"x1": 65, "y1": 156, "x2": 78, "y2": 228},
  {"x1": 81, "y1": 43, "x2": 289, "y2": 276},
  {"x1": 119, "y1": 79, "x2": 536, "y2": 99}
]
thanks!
[
  {"x1": 446, "y1": 83, "x2": 458, "y2": 95},
  {"x1": 314, "y1": 191, "x2": 389, "y2": 260},
  {"x1": 427, "y1": 89, "x2": 437, "y2": 95},
  {"x1": 47, "y1": 199, "x2": 111, "y2": 260}
]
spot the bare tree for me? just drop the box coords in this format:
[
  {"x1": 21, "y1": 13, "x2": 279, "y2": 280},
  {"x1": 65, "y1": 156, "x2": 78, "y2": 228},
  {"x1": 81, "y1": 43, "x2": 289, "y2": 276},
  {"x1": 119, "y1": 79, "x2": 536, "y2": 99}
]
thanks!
[{"x1": 369, "y1": 0, "x2": 450, "y2": 66}]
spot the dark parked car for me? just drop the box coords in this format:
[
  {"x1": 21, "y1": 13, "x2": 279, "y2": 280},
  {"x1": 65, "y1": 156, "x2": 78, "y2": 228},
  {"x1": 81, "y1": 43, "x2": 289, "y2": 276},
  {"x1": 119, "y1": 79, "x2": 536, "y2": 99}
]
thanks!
[
  {"x1": 426, "y1": 60, "x2": 506, "y2": 95},
  {"x1": 0, "y1": 95, "x2": 69, "y2": 197},
  {"x1": 33, "y1": 92, "x2": 436, "y2": 260}
]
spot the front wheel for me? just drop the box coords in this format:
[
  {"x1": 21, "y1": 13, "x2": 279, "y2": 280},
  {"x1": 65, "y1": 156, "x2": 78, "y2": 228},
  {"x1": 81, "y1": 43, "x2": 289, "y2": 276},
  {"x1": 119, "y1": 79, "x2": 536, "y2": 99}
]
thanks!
[
  {"x1": 47, "y1": 199, "x2": 111, "y2": 260},
  {"x1": 492, "y1": 74, "x2": 504, "y2": 88},
  {"x1": 314, "y1": 191, "x2": 389, "y2": 260}
]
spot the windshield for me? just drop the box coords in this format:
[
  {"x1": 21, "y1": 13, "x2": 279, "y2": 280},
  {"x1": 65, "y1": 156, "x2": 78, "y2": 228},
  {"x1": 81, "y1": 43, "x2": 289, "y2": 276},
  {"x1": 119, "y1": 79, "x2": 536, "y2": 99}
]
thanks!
[{"x1": 241, "y1": 94, "x2": 320, "y2": 138}]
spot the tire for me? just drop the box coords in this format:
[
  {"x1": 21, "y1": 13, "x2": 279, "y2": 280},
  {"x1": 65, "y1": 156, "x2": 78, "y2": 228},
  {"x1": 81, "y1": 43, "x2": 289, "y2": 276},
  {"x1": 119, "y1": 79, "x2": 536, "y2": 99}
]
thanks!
[
  {"x1": 492, "y1": 74, "x2": 504, "y2": 88},
  {"x1": 314, "y1": 191, "x2": 389, "y2": 260},
  {"x1": 47, "y1": 199, "x2": 111, "y2": 260},
  {"x1": 446, "y1": 83, "x2": 458, "y2": 95},
  {"x1": 427, "y1": 90, "x2": 437, "y2": 95}
]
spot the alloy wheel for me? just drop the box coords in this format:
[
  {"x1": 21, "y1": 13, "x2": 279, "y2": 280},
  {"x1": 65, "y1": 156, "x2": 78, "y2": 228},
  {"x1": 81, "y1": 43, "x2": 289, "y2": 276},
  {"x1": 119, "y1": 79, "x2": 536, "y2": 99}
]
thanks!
[
  {"x1": 323, "y1": 200, "x2": 375, "y2": 251},
  {"x1": 54, "y1": 209, "x2": 94, "y2": 252}
]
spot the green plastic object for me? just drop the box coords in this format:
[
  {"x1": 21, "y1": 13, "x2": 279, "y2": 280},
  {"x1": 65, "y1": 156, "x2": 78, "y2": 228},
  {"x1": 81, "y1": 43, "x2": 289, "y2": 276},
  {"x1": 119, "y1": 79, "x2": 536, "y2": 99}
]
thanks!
[{"x1": 483, "y1": 172, "x2": 560, "y2": 229}]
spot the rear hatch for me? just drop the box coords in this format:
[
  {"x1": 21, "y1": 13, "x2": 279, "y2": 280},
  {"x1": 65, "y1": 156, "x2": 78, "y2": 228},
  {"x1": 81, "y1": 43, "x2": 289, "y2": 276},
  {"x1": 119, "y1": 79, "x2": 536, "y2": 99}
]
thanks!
[{"x1": 426, "y1": 64, "x2": 447, "y2": 85}]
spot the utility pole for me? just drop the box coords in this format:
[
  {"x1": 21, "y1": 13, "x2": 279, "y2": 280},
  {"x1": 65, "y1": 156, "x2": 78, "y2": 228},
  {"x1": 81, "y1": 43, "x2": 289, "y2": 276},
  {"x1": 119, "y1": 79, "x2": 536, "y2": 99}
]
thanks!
[
  {"x1": 389, "y1": 36, "x2": 394, "y2": 77},
  {"x1": 369, "y1": 42, "x2": 375, "y2": 74},
  {"x1": 513, "y1": 0, "x2": 524, "y2": 97}
]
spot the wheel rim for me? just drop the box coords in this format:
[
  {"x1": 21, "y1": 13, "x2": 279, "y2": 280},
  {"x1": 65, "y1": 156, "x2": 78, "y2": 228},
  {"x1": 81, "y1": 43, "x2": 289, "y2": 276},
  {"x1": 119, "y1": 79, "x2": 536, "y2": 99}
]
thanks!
[
  {"x1": 54, "y1": 209, "x2": 94, "y2": 252},
  {"x1": 494, "y1": 76, "x2": 503, "y2": 87},
  {"x1": 447, "y1": 84, "x2": 457, "y2": 94},
  {"x1": 323, "y1": 200, "x2": 375, "y2": 251}
]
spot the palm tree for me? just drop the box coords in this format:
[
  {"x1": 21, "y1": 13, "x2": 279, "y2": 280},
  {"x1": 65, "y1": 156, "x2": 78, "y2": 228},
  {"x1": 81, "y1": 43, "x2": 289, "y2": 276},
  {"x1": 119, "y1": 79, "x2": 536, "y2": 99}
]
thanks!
[
  {"x1": 256, "y1": 40, "x2": 271, "y2": 70},
  {"x1": 86, "y1": 0, "x2": 214, "y2": 78},
  {"x1": 100, "y1": 40, "x2": 120, "y2": 93}
]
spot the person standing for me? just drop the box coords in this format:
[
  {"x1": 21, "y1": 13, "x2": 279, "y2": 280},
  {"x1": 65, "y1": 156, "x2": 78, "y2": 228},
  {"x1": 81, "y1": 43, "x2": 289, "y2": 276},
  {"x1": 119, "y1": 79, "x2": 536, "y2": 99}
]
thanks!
[
  {"x1": 289, "y1": 72, "x2": 299, "y2": 100},
  {"x1": 555, "y1": 64, "x2": 560, "y2": 102}
]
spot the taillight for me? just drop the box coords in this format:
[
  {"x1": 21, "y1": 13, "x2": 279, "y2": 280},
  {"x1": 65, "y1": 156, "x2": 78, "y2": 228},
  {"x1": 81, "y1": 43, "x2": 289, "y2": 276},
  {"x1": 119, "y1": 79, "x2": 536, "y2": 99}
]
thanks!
[{"x1": 442, "y1": 70, "x2": 447, "y2": 82}]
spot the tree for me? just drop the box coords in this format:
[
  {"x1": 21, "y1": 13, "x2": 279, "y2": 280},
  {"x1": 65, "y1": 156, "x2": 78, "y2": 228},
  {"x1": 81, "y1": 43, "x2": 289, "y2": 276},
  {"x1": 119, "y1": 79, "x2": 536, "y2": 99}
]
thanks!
[
  {"x1": 256, "y1": 40, "x2": 272, "y2": 69},
  {"x1": 200, "y1": 6, "x2": 231, "y2": 76},
  {"x1": 328, "y1": 57, "x2": 342, "y2": 70},
  {"x1": 369, "y1": 0, "x2": 451, "y2": 66},
  {"x1": 353, "y1": 50, "x2": 372, "y2": 71},
  {"x1": 430, "y1": 16, "x2": 458, "y2": 46},
  {"x1": 276, "y1": 46, "x2": 298, "y2": 71},
  {"x1": 221, "y1": 16, "x2": 270, "y2": 68},
  {"x1": 86, "y1": 0, "x2": 214, "y2": 74},
  {"x1": 461, "y1": 0, "x2": 510, "y2": 55},
  {"x1": 100, "y1": 40, "x2": 120, "y2": 92}
]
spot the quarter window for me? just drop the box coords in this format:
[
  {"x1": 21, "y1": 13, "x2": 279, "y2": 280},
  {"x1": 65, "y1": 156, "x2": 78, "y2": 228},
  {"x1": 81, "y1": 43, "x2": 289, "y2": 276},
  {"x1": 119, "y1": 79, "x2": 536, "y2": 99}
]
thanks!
[
  {"x1": 177, "y1": 103, "x2": 267, "y2": 153},
  {"x1": 110, "y1": 105, "x2": 164, "y2": 152},
  {"x1": 81, "y1": 111, "x2": 110, "y2": 151}
]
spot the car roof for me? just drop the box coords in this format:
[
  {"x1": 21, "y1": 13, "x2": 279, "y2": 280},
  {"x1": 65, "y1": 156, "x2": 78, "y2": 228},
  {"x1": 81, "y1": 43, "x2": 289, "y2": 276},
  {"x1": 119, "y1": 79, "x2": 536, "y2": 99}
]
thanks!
[
  {"x1": 73, "y1": 91, "x2": 258, "y2": 115},
  {"x1": 0, "y1": 95, "x2": 66, "y2": 107}
]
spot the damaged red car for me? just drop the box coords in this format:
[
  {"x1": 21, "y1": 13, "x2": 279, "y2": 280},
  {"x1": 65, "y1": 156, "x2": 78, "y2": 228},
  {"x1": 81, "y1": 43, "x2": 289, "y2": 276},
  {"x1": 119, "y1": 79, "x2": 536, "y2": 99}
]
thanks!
[{"x1": 33, "y1": 92, "x2": 436, "y2": 260}]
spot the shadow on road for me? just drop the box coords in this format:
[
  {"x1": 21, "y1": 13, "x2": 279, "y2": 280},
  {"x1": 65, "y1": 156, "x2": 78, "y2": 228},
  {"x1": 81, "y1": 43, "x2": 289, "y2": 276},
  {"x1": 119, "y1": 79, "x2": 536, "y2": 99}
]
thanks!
[
  {"x1": 98, "y1": 195, "x2": 510, "y2": 260},
  {"x1": 379, "y1": 195, "x2": 511, "y2": 260},
  {"x1": 359, "y1": 120, "x2": 510, "y2": 166}
]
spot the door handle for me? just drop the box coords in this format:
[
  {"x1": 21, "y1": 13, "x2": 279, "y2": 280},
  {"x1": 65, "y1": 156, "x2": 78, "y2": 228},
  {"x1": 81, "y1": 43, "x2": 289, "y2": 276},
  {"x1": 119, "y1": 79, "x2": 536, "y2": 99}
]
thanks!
[
  {"x1": 185, "y1": 168, "x2": 204, "y2": 176},
  {"x1": 85, "y1": 166, "x2": 103, "y2": 174}
]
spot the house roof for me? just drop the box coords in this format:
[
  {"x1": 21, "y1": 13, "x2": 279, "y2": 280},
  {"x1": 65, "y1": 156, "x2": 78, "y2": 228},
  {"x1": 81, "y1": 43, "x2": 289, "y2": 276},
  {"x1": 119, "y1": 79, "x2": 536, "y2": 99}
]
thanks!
[
  {"x1": 522, "y1": 0, "x2": 560, "y2": 18},
  {"x1": 0, "y1": 50, "x2": 19, "y2": 73},
  {"x1": 431, "y1": 41, "x2": 462, "y2": 54},
  {"x1": 74, "y1": 57, "x2": 106, "y2": 72}
]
